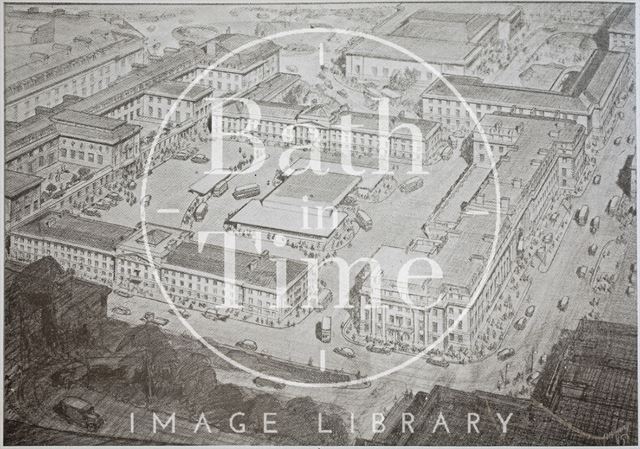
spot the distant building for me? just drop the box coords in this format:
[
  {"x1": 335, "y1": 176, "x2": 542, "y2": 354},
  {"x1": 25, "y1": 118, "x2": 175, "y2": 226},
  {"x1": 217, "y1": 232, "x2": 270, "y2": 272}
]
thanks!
[
  {"x1": 5, "y1": 257, "x2": 110, "y2": 366},
  {"x1": 607, "y1": 4, "x2": 634, "y2": 52},
  {"x1": 421, "y1": 49, "x2": 631, "y2": 142},
  {"x1": 4, "y1": 7, "x2": 145, "y2": 122},
  {"x1": 345, "y1": 7, "x2": 523, "y2": 82},
  {"x1": 5, "y1": 170, "x2": 44, "y2": 229},
  {"x1": 360, "y1": 319, "x2": 637, "y2": 446},
  {"x1": 143, "y1": 81, "x2": 213, "y2": 124}
]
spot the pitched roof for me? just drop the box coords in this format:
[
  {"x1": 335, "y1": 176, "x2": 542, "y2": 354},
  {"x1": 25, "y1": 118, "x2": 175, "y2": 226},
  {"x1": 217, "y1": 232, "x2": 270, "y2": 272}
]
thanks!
[{"x1": 5, "y1": 170, "x2": 44, "y2": 199}]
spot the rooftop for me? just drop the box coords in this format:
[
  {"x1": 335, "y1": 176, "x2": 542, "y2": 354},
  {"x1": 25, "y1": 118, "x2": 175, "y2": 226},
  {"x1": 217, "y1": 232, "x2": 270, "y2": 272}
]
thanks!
[
  {"x1": 204, "y1": 33, "x2": 281, "y2": 73},
  {"x1": 145, "y1": 81, "x2": 213, "y2": 102},
  {"x1": 391, "y1": 10, "x2": 498, "y2": 44},
  {"x1": 5, "y1": 170, "x2": 44, "y2": 199},
  {"x1": 242, "y1": 72, "x2": 303, "y2": 102},
  {"x1": 266, "y1": 170, "x2": 360, "y2": 206},
  {"x1": 164, "y1": 241, "x2": 307, "y2": 291},
  {"x1": 15, "y1": 211, "x2": 135, "y2": 252},
  {"x1": 608, "y1": 3, "x2": 634, "y2": 34},
  {"x1": 346, "y1": 35, "x2": 480, "y2": 66}
]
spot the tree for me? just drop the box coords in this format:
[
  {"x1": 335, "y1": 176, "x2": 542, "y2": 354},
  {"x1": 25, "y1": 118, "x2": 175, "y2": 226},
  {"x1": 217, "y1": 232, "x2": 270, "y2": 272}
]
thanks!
[
  {"x1": 246, "y1": 393, "x2": 282, "y2": 432},
  {"x1": 178, "y1": 353, "x2": 218, "y2": 414},
  {"x1": 78, "y1": 167, "x2": 91, "y2": 178},
  {"x1": 46, "y1": 183, "x2": 57, "y2": 193}
]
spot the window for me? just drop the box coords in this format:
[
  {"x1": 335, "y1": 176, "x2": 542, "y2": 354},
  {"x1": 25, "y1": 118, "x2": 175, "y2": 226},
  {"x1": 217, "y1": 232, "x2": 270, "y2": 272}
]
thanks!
[
  {"x1": 432, "y1": 322, "x2": 438, "y2": 333},
  {"x1": 88, "y1": 153, "x2": 94, "y2": 162},
  {"x1": 70, "y1": 150, "x2": 76, "y2": 159},
  {"x1": 78, "y1": 151, "x2": 84, "y2": 161}
]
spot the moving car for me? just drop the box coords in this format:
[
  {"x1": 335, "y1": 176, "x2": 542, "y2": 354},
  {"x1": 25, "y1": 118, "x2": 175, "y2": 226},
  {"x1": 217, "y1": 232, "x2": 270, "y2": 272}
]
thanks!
[
  {"x1": 111, "y1": 306, "x2": 131, "y2": 316},
  {"x1": 525, "y1": 305, "x2": 536, "y2": 317},
  {"x1": 236, "y1": 339, "x2": 258, "y2": 351},
  {"x1": 592, "y1": 174, "x2": 601, "y2": 185},
  {"x1": 542, "y1": 233, "x2": 553, "y2": 244},
  {"x1": 203, "y1": 309, "x2": 229, "y2": 321},
  {"x1": 514, "y1": 317, "x2": 527, "y2": 330},
  {"x1": 607, "y1": 196, "x2": 620, "y2": 215},
  {"x1": 588, "y1": 243, "x2": 598, "y2": 256},
  {"x1": 334, "y1": 347, "x2": 356, "y2": 358},
  {"x1": 497, "y1": 348, "x2": 515, "y2": 361},
  {"x1": 253, "y1": 377, "x2": 285, "y2": 390},
  {"x1": 233, "y1": 184, "x2": 261, "y2": 200},
  {"x1": 558, "y1": 296, "x2": 570, "y2": 311},
  {"x1": 115, "y1": 289, "x2": 132, "y2": 298},
  {"x1": 168, "y1": 308, "x2": 190, "y2": 319},
  {"x1": 366, "y1": 344, "x2": 391, "y2": 355},
  {"x1": 614, "y1": 136, "x2": 622, "y2": 145},
  {"x1": 56, "y1": 397, "x2": 104, "y2": 432},
  {"x1": 354, "y1": 209, "x2": 373, "y2": 231},
  {"x1": 627, "y1": 135, "x2": 635, "y2": 145},
  {"x1": 576, "y1": 205, "x2": 589, "y2": 226},
  {"x1": 425, "y1": 356, "x2": 450, "y2": 368},
  {"x1": 626, "y1": 285, "x2": 636, "y2": 298},
  {"x1": 577, "y1": 265, "x2": 588, "y2": 279},
  {"x1": 590, "y1": 216, "x2": 600, "y2": 234},
  {"x1": 527, "y1": 371, "x2": 541, "y2": 385},
  {"x1": 143, "y1": 194, "x2": 152, "y2": 207},
  {"x1": 141, "y1": 312, "x2": 169, "y2": 326},
  {"x1": 399, "y1": 177, "x2": 424, "y2": 193},
  {"x1": 191, "y1": 154, "x2": 209, "y2": 164}
]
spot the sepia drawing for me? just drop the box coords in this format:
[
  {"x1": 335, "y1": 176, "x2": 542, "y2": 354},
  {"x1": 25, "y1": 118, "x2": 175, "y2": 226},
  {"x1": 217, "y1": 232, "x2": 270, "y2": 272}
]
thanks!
[{"x1": 3, "y1": 1, "x2": 637, "y2": 446}]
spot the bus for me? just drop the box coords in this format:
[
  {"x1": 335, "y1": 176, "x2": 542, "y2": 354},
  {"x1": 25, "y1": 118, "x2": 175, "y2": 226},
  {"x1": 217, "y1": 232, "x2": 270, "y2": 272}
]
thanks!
[
  {"x1": 233, "y1": 183, "x2": 261, "y2": 200},
  {"x1": 354, "y1": 209, "x2": 373, "y2": 231},
  {"x1": 399, "y1": 177, "x2": 424, "y2": 193},
  {"x1": 194, "y1": 202, "x2": 208, "y2": 221}
]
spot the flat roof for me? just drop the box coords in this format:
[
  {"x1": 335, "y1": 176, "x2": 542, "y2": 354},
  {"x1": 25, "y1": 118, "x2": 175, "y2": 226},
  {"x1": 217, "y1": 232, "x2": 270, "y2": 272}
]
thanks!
[
  {"x1": 146, "y1": 81, "x2": 213, "y2": 102},
  {"x1": 189, "y1": 173, "x2": 231, "y2": 195},
  {"x1": 15, "y1": 212, "x2": 135, "y2": 252},
  {"x1": 52, "y1": 109, "x2": 125, "y2": 131},
  {"x1": 55, "y1": 121, "x2": 141, "y2": 146},
  {"x1": 608, "y1": 4, "x2": 634, "y2": 34},
  {"x1": 242, "y1": 72, "x2": 302, "y2": 102},
  {"x1": 5, "y1": 170, "x2": 44, "y2": 199},
  {"x1": 267, "y1": 170, "x2": 360, "y2": 206},
  {"x1": 165, "y1": 241, "x2": 307, "y2": 291},
  {"x1": 229, "y1": 199, "x2": 348, "y2": 238},
  {"x1": 390, "y1": 11, "x2": 498, "y2": 43},
  {"x1": 346, "y1": 35, "x2": 480, "y2": 66}
]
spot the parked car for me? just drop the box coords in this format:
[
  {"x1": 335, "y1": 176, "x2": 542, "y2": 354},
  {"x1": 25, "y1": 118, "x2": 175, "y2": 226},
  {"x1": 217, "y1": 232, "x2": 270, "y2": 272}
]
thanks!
[
  {"x1": 558, "y1": 296, "x2": 570, "y2": 311},
  {"x1": 115, "y1": 289, "x2": 132, "y2": 298},
  {"x1": 337, "y1": 89, "x2": 348, "y2": 98},
  {"x1": 497, "y1": 348, "x2": 515, "y2": 361},
  {"x1": 588, "y1": 243, "x2": 599, "y2": 256},
  {"x1": 627, "y1": 135, "x2": 635, "y2": 145},
  {"x1": 590, "y1": 216, "x2": 600, "y2": 234},
  {"x1": 525, "y1": 305, "x2": 536, "y2": 317},
  {"x1": 191, "y1": 154, "x2": 209, "y2": 164},
  {"x1": 514, "y1": 317, "x2": 527, "y2": 330},
  {"x1": 253, "y1": 377, "x2": 285, "y2": 390},
  {"x1": 539, "y1": 353, "x2": 548, "y2": 365},
  {"x1": 235, "y1": 339, "x2": 258, "y2": 351},
  {"x1": 56, "y1": 397, "x2": 104, "y2": 432},
  {"x1": 168, "y1": 308, "x2": 190, "y2": 319},
  {"x1": 173, "y1": 151, "x2": 190, "y2": 160},
  {"x1": 542, "y1": 233, "x2": 553, "y2": 244},
  {"x1": 93, "y1": 200, "x2": 110, "y2": 210},
  {"x1": 617, "y1": 111, "x2": 625, "y2": 120},
  {"x1": 366, "y1": 344, "x2": 391, "y2": 355},
  {"x1": 334, "y1": 347, "x2": 356, "y2": 358},
  {"x1": 527, "y1": 371, "x2": 541, "y2": 385},
  {"x1": 111, "y1": 306, "x2": 131, "y2": 315},
  {"x1": 577, "y1": 265, "x2": 588, "y2": 279},
  {"x1": 425, "y1": 356, "x2": 450, "y2": 368},
  {"x1": 614, "y1": 136, "x2": 622, "y2": 145},
  {"x1": 141, "y1": 312, "x2": 169, "y2": 326},
  {"x1": 626, "y1": 285, "x2": 636, "y2": 298},
  {"x1": 592, "y1": 174, "x2": 601, "y2": 185},
  {"x1": 143, "y1": 194, "x2": 152, "y2": 207},
  {"x1": 324, "y1": 79, "x2": 333, "y2": 89}
]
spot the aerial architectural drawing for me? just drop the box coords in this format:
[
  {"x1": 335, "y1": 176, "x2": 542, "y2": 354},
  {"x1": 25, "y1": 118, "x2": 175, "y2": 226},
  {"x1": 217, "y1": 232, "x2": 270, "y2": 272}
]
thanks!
[{"x1": 2, "y1": 1, "x2": 637, "y2": 446}]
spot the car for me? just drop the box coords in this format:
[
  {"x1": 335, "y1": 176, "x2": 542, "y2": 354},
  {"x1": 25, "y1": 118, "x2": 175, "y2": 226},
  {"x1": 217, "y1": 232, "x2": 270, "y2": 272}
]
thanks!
[
  {"x1": 56, "y1": 396, "x2": 104, "y2": 432},
  {"x1": 235, "y1": 339, "x2": 258, "y2": 351},
  {"x1": 51, "y1": 363, "x2": 88, "y2": 389},
  {"x1": 626, "y1": 285, "x2": 636, "y2": 298},
  {"x1": 617, "y1": 111, "x2": 625, "y2": 120},
  {"x1": 337, "y1": 89, "x2": 348, "y2": 98},
  {"x1": 514, "y1": 317, "x2": 527, "y2": 330},
  {"x1": 592, "y1": 174, "x2": 601, "y2": 185},
  {"x1": 93, "y1": 200, "x2": 110, "y2": 210},
  {"x1": 577, "y1": 265, "x2": 588, "y2": 279},
  {"x1": 425, "y1": 356, "x2": 450, "y2": 368},
  {"x1": 82, "y1": 208, "x2": 101, "y2": 218},
  {"x1": 588, "y1": 243, "x2": 599, "y2": 256},
  {"x1": 285, "y1": 65, "x2": 298, "y2": 73},
  {"x1": 366, "y1": 344, "x2": 391, "y2": 355},
  {"x1": 627, "y1": 135, "x2": 635, "y2": 145},
  {"x1": 141, "y1": 312, "x2": 169, "y2": 326},
  {"x1": 549, "y1": 211, "x2": 559, "y2": 222},
  {"x1": 111, "y1": 306, "x2": 131, "y2": 316},
  {"x1": 542, "y1": 233, "x2": 553, "y2": 244},
  {"x1": 168, "y1": 308, "x2": 190, "y2": 319},
  {"x1": 324, "y1": 79, "x2": 333, "y2": 89},
  {"x1": 525, "y1": 305, "x2": 536, "y2": 317},
  {"x1": 173, "y1": 151, "x2": 190, "y2": 160},
  {"x1": 190, "y1": 154, "x2": 209, "y2": 164},
  {"x1": 497, "y1": 348, "x2": 515, "y2": 361},
  {"x1": 115, "y1": 289, "x2": 132, "y2": 298},
  {"x1": 333, "y1": 347, "x2": 356, "y2": 358},
  {"x1": 526, "y1": 371, "x2": 541, "y2": 385},
  {"x1": 253, "y1": 377, "x2": 285, "y2": 389},
  {"x1": 539, "y1": 354, "x2": 548, "y2": 365},
  {"x1": 558, "y1": 296, "x2": 570, "y2": 311},
  {"x1": 614, "y1": 136, "x2": 622, "y2": 145}
]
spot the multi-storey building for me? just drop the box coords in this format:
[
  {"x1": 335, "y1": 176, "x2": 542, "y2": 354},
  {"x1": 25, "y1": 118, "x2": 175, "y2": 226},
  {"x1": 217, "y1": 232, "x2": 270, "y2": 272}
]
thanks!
[
  {"x1": 358, "y1": 113, "x2": 585, "y2": 352},
  {"x1": 176, "y1": 33, "x2": 280, "y2": 95},
  {"x1": 5, "y1": 171, "x2": 44, "y2": 228},
  {"x1": 421, "y1": 49, "x2": 631, "y2": 142},
  {"x1": 9, "y1": 213, "x2": 311, "y2": 321},
  {"x1": 5, "y1": 7, "x2": 145, "y2": 122},
  {"x1": 142, "y1": 81, "x2": 212, "y2": 125}
]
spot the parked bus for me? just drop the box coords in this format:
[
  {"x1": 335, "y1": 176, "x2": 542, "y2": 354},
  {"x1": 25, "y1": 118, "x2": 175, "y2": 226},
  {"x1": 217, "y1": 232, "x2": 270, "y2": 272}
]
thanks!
[
  {"x1": 576, "y1": 205, "x2": 589, "y2": 226},
  {"x1": 354, "y1": 210, "x2": 373, "y2": 231},
  {"x1": 321, "y1": 316, "x2": 332, "y2": 343},
  {"x1": 399, "y1": 177, "x2": 424, "y2": 193},
  {"x1": 233, "y1": 183, "x2": 261, "y2": 200},
  {"x1": 194, "y1": 202, "x2": 208, "y2": 221}
]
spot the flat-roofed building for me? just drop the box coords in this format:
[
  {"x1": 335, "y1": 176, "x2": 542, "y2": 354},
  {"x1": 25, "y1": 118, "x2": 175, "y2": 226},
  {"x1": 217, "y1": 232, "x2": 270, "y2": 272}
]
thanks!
[
  {"x1": 5, "y1": 7, "x2": 145, "y2": 122},
  {"x1": 143, "y1": 81, "x2": 212, "y2": 124},
  {"x1": 606, "y1": 4, "x2": 634, "y2": 52},
  {"x1": 162, "y1": 242, "x2": 309, "y2": 321},
  {"x1": 9, "y1": 211, "x2": 135, "y2": 286}
]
